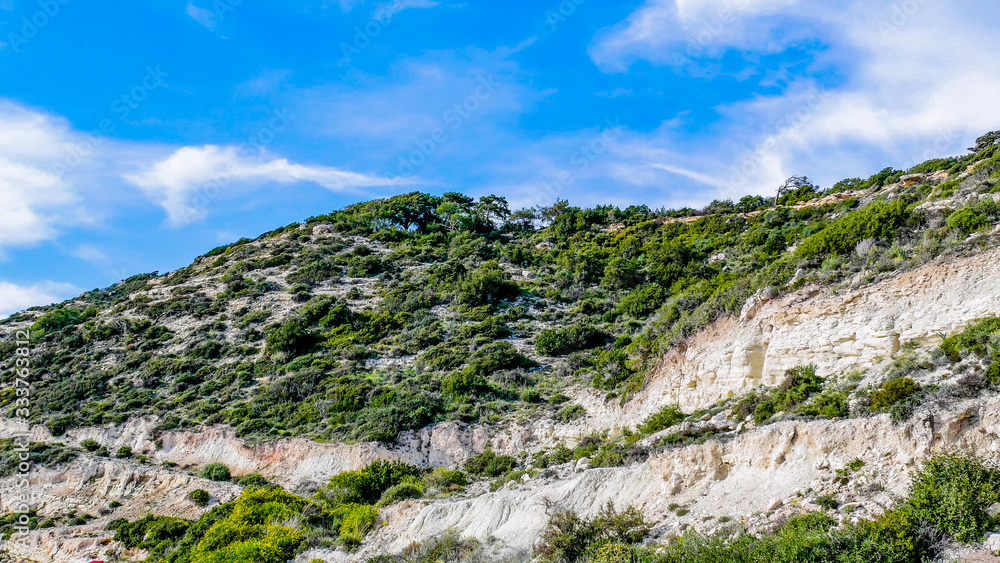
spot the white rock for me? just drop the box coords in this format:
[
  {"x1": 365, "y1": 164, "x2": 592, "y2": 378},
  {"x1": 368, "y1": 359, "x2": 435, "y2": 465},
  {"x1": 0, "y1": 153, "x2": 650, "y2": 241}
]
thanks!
[
  {"x1": 766, "y1": 498, "x2": 783, "y2": 511},
  {"x1": 987, "y1": 503, "x2": 1000, "y2": 518},
  {"x1": 986, "y1": 533, "x2": 1000, "y2": 552},
  {"x1": 575, "y1": 457, "x2": 591, "y2": 472}
]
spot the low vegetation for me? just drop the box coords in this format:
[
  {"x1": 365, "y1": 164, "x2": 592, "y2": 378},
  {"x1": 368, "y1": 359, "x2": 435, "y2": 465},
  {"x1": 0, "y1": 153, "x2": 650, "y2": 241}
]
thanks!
[{"x1": 7, "y1": 138, "x2": 1000, "y2": 445}]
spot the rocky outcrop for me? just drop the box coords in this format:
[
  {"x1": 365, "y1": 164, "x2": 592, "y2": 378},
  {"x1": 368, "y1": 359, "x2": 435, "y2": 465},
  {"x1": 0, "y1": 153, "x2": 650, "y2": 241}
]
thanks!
[{"x1": 308, "y1": 392, "x2": 1000, "y2": 561}]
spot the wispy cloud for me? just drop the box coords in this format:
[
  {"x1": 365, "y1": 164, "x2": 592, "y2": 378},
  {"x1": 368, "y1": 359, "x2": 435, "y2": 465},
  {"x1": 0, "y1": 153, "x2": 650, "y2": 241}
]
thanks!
[
  {"x1": 186, "y1": 2, "x2": 218, "y2": 30},
  {"x1": 69, "y1": 244, "x2": 111, "y2": 265},
  {"x1": 586, "y1": 0, "x2": 1000, "y2": 199},
  {"x1": 591, "y1": 0, "x2": 811, "y2": 71},
  {"x1": 122, "y1": 145, "x2": 407, "y2": 226}
]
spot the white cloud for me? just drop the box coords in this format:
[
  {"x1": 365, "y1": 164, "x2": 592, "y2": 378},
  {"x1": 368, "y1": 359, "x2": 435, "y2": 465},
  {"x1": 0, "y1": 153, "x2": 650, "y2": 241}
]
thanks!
[
  {"x1": 591, "y1": 0, "x2": 811, "y2": 71},
  {"x1": 69, "y1": 245, "x2": 110, "y2": 265},
  {"x1": 0, "y1": 281, "x2": 80, "y2": 319},
  {"x1": 0, "y1": 102, "x2": 91, "y2": 251},
  {"x1": 186, "y1": 2, "x2": 217, "y2": 30},
  {"x1": 122, "y1": 145, "x2": 406, "y2": 226},
  {"x1": 588, "y1": 0, "x2": 1000, "y2": 201}
]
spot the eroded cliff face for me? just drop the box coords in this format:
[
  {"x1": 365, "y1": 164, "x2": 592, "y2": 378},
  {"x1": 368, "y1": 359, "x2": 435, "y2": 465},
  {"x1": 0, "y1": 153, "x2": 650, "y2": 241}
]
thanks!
[
  {"x1": 5, "y1": 245, "x2": 1000, "y2": 562},
  {"x1": 581, "y1": 244, "x2": 1000, "y2": 428},
  {"x1": 335, "y1": 394, "x2": 1000, "y2": 562}
]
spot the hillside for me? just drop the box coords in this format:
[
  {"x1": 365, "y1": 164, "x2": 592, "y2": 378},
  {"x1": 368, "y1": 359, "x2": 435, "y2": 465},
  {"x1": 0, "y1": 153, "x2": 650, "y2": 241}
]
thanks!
[{"x1": 4, "y1": 136, "x2": 1000, "y2": 562}]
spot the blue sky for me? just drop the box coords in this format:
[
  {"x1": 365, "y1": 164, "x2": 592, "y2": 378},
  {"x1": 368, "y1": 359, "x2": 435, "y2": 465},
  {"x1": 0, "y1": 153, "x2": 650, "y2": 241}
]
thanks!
[{"x1": 2, "y1": 0, "x2": 1000, "y2": 316}]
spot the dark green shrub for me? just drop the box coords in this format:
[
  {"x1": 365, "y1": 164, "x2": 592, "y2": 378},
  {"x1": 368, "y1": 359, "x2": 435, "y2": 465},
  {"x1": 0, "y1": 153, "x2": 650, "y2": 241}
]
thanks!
[
  {"x1": 441, "y1": 371, "x2": 488, "y2": 396},
  {"x1": 617, "y1": 284, "x2": 665, "y2": 318},
  {"x1": 80, "y1": 439, "x2": 101, "y2": 452},
  {"x1": 740, "y1": 365, "x2": 824, "y2": 424},
  {"x1": 536, "y1": 503, "x2": 649, "y2": 563},
  {"x1": 115, "y1": 445, "x2": 133, "y2": 458},
  {"x1": 189, "y1": 489, "x2": 210, "y2": 506},
  {"x1": 796, "y1": 199, "x2": 913, "y2": 259},
  {"x1": 870, "y1": 378, "x2": 920, "y2": 412},
  {"x1": 797, "y1": 390, "x2": 850, "y2": 418},
  {"x1": 459, "y1": 261, "x2": 519, "y2": 306},
  {"x1": 265, "y1": 319, "x2": 317, "y2": 355},
  {"x1": 907, "y1": 454, "x2": 1000, "y2": 543},
  {"x1": 463, "y1": 450, "x2": 517, "y2": 477},
  {"x1": 233, "y1": 473, "x2": 270, "y2": 488},
  {"x1": 548, "y1": 393, "x2": 570, "y2": 405},
  {"x1": 200, "y1": 463, "x2": 231, "y2": 482},
  {"x1": 110, "y1": 515, "x2": 191, "y2": 552},
  {"x1": 536, "y1": 324, "x2": 606, "y2": 356},
  {"x1": 831, "y1": 509, "x2": 930, "y2": 562},
  {"x1": 31, "y1": 307, "x2": 97, "y2": 335},
  {"x1": 426, "y1": 468, "x2": 468, "y2": 489}
]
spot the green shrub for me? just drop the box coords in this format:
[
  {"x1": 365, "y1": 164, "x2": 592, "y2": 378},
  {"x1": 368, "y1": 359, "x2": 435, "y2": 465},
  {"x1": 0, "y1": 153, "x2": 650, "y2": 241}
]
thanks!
[
  {"x1": 797, "y1": 390, "x2": 850, "y2": 418},
  {"x1": 31, "y1": 307, "x2": 97, "y2": 335},
  {"x1": 737, "y1": 365, "x2": 824, "y2": 424},
  {"x1": 337, "y1": 503, "x2": 379, "y2": 538},
  {"x1": 535, "y1": 324, "x2": 606, "y2": 356},
  {"x1": 940, "y1": 317, "x2": 1000, "y2": 361},
  {"x1": 459, "y1": 261, "x2": 519, "y2": 306},
  {"x1": 618, "y1": 284, "x2": 665, "y2": 318},
  {"x1": 535, "y1": 502, "x2": 649, "y2": 563},
  {"x1": 200, "y1": 463, "x2": 232, "y2": 482},
  {"x1": 463, "y1": 450, "x2": 517, "y2": 477},
  {"x1": 832, "y1": 509, "x2": 929, "y2": 562},
  {"x1": 796, "y1": 199, "x2": 913, "y2": 259},
  {"x1": 192, "y1": 487, "x2": 305, "y2": 562},
  {"x1": 189, "y1": 489, "x2": 211, "y2": 506},
  {"x1": 376, "y1": 480, "x2": 423, "y2": 507},
  {"x1": 870, "y1": 378, "x2": 920, "y2": 413},
  {"x1": 110, "y1": 515, "x2": 190, "y2": 552},
  {"x1": 426, "y1": 468, "x2": 468, "y2": 490},
  {"x1": 548, "y1": 393, "x2": 570, "y2": 405},
  {"x1": 265, "y1": 319, "x2": 317, "y2": 355},
  {"x1": 947, "y1": 207, "x2": 988, "y2": 234},
  {"x1": 638, "y1": 405, "x2": 685, "y2": 435},
  {"x1": 557, "y1": 404, "x2": 586, "y2": 423},
  {"x1": 115, "y1": 445, "x2": 133, "y2": 458},
  {"x1": 80, "y1": 439, "x2": 101, "y2": 452},
  {"x1": 316, "y1": 460, "x2": 422, "y2": 506},
  {"x1": 907, "y1": 454, "x2": 1000, "y2": 543},
  {"x1": 233, "y1": 473, "x2": 270, "y2": 488}
]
